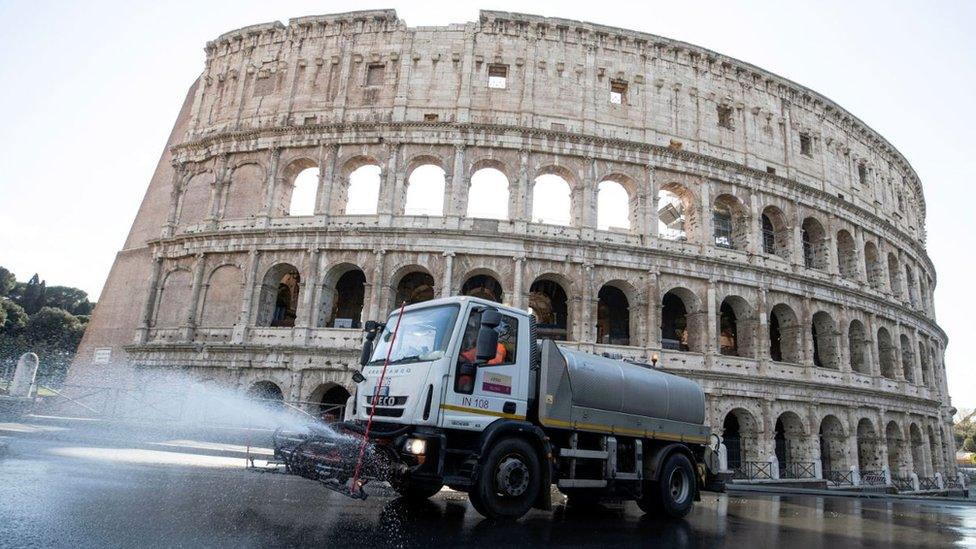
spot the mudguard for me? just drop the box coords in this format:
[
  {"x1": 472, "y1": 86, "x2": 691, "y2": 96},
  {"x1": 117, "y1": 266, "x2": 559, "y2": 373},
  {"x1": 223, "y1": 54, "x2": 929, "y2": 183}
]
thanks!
[{"x1": 477, "y1": 419, "x2": 553, "y2": 511}]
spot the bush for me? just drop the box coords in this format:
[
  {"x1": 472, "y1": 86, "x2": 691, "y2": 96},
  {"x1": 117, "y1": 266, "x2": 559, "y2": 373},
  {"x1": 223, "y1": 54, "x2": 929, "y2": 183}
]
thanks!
[{"x1": 964, "y1": 437, "x2": 976, "y2": 453}]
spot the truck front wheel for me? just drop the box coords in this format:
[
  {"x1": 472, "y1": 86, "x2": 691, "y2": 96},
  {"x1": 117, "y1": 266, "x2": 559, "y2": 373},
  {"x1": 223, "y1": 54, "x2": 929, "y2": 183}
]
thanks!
[
  {"x1": 468, "y1": 437, "x2": 541, "y2": 520},
  {"x1": 636, "y1": 452, "x2": 695, "y2": 518}
]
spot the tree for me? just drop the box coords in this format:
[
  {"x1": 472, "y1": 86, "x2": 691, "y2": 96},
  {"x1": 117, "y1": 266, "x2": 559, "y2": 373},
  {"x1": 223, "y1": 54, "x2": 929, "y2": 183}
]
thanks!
[
  {"x1": 44, "y1": 286, "x2": 93, "y2": 315},
  {"x1": 25, "y1": 307, "x2": 84, "y2": 347},
  {"x1": 0, "y1": 299, "x2": 28, "y2": 334},
  {"x1": 15, "y1": 274, "x2": 46, "y2": 314},
  {"x1": 0, "y1": 266, "x2": 15, "y2": 296}
]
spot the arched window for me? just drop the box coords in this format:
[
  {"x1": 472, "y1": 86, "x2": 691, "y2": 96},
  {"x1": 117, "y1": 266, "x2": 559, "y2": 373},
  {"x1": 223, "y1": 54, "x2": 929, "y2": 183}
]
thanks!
[
  {"x1": 467, "y1": 168, "x2": 509, "y2": 220},
  {"x1": 404, "y1": 164, "x2": 445, "y2": 216},
  {"x1": 224, "y1": 164, "x2": 266, "y2": 220},
  {"x1": 774, "y1": 412, "x2": 808, "y2": 477},
  {"x1": 722, "y1": 408, "x2": 761, "y2": 469},
  {"x1": 712, "y1": 195, "x2": 747, "y2": 250},
  {"x1": 857, "y1": 418, "x2": 882, "y2": 472},
  {"x1": 529, "y1": 278, "x2": 569, "y2": 340},
  {"x1": 257, "y1": 264, "x2": 300, "y2": 328},
  {"x1": 918, "y1": 340, "x2": 930, "y2": 387},
  {"x1": 657, "y1": 184, "x2": 697, "y2": 241},
  {"x1": 719, "y1": 300, "x2": 738, "y2": 354},
  {"x1": 760, "y1": 206, "x2": 790, "y2": 259},
  {"x1": 769, "y1": 303, "x2": 800, "y2": 363},
  {"x1": 345, "y1": 165, "x2": 381, "y2": 215},
  {"x1": 801, "y1": 217, "x2": 827, "y2": 270},
  {"x1": 532, "y1": 174, "x2": 571, "y2": 225},
  {"x1": 247, "y1": 381, "x2": 284, "y2": 402},
  {"x1": 596, "y1": 284, "x2": 630, "y2": 345},
  {"x1": 848, "y1": 320, "x2": 868, "y2": 374},
  {"x1": 864, "y1": 241, "x2": 883, "y2": 289},
  {"x1": 661, "y1": 289, "x2": 699, "y2": 352},
  {"x1": 819, "y1": 415, "x2": 849, "y2": 477},
  {"x1": 811, "y1": 311, "x2": 838, "y2": 368},
  {"x1": 309, "y1": 383, "x2": 351, "y2": 421},
  {"x1": 887, "y1": 253, "x2": 902, "y2": 297},
  {"x1": 155, "y1": 270, "x2": 192, "y2": 327},
  {"x1": 178, "y1": 173, "x2": 213, "y2": 226},
  {"x1": 461, "y1": 274, "x2": 503, "y2": 303},
  {"x1": 900, "y1": 334, "x2": 915, "y2": 382},
  {"x1": 318, "y1": 266, "x2": 366, "y2": 328},
  {"x1": 394, "y1": 271, "x2": 435, "y2": 306},
  {"x1": 877, "y1": 327, "x2": 896, "y2": 379},
  {"x1": 836, "y1": 230, "x2": 857, "y2": 279},
  {"x1": 200, "y1": 265, "x2": 244, "y2": 327},
  {"x1": 287, "y1": 167, "x2": 318, "y2": 216},
  {"x1": 597, "y1": 180, "x2": 630, "y2": 231}
]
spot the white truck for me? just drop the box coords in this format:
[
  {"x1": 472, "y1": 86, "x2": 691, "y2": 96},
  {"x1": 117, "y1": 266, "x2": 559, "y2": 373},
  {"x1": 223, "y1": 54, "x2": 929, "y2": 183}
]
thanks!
[{"x1": 275, "y1": 296, "x2": 723, "y2": 519}]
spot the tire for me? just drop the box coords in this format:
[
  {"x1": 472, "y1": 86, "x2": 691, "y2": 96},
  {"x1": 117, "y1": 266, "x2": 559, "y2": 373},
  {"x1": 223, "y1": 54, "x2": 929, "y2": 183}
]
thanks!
[
  {"x1": 636, "y1": 453, "x2": 696, "y2": 518},
  {"x1": 468, "y1": 437, "x2": 542, "y2": 520},
  {"x1": 391, "y1": 478, "x2": 444, "y2": 500}
]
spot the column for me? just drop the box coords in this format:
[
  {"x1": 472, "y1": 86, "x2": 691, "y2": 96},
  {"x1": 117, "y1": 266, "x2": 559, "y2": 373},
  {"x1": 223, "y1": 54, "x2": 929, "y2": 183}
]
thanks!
[
  {"x1": 515, "y1": 149, "x2": 530, "y2": 228},
  {"x1": 581, "y1": 263, "x2": 595, "y2": 344},
  {"x1": 314, "y1": 144, "x2": 338, "y2": 218},
  {"x1": 162, "y1": 164, "x2": 186, "y2": 238},
  {"x1": 646, "y1": 165, "x2": 659, "y2": 239},
  {"x1": 448, "y1": 143, "x2": 466, "y2": 224},
  {"x1": 301, "y1": 248, "x2": 322, "y2": 333},
  {"x1": 800, "y1": 297, "x2": 813, "y2": 366},
  {"x1": 258, "y1": 147, "x2": 281, "y2": 226},
  {"x1": 756, "y1": 286, "x2": 769, "y2": 367},
  {"x1": 512, "y1": 256, "x2": 525, "y2": 309},
  {"x1": 136, "y1": 255, "x2": 164, "y2": 344},
  {"x1": 837, "y1": 306, "x2": 852, "y2": 373},
  {"x1": 700, "y1": 190, "x2": 713, "y2": 251},
  {"x1": 580, "y1": 157, "x2": 597, "y2": 236},
  {"x1": 866, "y1": 313, "x2": 880, "y2": 377},
  {"x1": 377, "y1": 143, "x2": 399, "y2": 225},
  {"x1": 207, "y1": 155, "x2": 229, "y2": 228},
  {"x1": 440, "y1": 251, "x2": 455, "y2": 298},
  {"x1": 184, "y1": 253, "x2": 207, "y2": 340},
  {"x1": 854, "y1": 226, "x2": 868, "y2": 284},
  {"x1": 234, "y1": 249, "x2": 261, "y2": 343},
  {"x1": 646, "y1": 270, "x2": 661, "y2": 349},
  {"x1": 705, "y1": 280, "x2": 717, "y2": 359},
  {"x1": 366, "y1": 249, "x2": 387, "y2": 321}
]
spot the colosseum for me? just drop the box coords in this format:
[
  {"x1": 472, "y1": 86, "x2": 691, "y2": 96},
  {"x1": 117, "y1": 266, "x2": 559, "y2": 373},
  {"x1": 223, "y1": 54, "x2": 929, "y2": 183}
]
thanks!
[{"x1": 69, "y1": 9, "x2": 959, "y2": 489}]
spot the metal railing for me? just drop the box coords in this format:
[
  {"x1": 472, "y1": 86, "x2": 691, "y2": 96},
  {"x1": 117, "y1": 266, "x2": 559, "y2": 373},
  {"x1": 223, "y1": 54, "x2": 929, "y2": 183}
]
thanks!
[
  {"x1": 733, "y1": 461, "x2": 773, "y2": 480},
  {"x1": 780, "y1": 461, "x2": 816, "y2": 480},
  {"x1": 860, "y1": 470, "x2": 887, "y2": 486},
  {"x1": 825, "y1": 470, "x2": 854, "y2": 485},
  {"x1": 918, "y1": 477, "x2": 940, "y2": 491},
  {"x1": 891, "y1": 475, "x2": 914, "y2": 491}
]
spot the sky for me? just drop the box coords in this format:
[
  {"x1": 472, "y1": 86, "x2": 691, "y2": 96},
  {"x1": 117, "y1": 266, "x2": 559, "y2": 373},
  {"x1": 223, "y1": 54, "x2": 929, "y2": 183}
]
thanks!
[{"x1": 0, "y1": 1, "x2": 973, "y2": 409}]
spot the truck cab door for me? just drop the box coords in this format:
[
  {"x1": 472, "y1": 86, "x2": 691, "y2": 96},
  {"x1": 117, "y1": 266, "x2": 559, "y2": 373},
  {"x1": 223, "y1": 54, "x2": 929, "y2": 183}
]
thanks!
[{"x1": 440, "y1": 307, "x2": 528, "y2": 431}]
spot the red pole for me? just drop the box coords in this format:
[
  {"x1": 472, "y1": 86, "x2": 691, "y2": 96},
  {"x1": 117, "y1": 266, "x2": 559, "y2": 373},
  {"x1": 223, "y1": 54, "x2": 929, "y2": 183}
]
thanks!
[{"x1": 349, "y1": 301, "x2": 405, "y2": 494}]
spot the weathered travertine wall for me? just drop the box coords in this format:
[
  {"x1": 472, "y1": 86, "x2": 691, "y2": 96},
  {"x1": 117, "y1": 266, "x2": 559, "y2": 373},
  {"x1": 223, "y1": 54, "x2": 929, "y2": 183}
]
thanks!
[{"x1": 69, "y1": 10, "x2": 956, "y2": 485}]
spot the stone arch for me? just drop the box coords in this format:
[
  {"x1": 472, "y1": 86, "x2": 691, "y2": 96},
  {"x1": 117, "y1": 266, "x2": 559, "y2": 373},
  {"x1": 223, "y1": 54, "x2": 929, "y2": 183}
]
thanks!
[
  {"x1": 199, "y1": 263, "x2": 244, "y2": 327},
  {"x1": 224, "y1": 163, "x2": 266, "y2": 219},
  {"x1": 857, "y1": 417, "x2": 883, "y2": 472},
  {"x1": 801, "y1": 217, "x2": 827, "y2": 270},
  {"x1": 530, "y1": 275, "x2": 571, "y2": 341},
  {"x1": 900, "y1": 333, "x2": 915, "y2": 383},
  {"x1": 848, "y1": 319, "x2": 869, "y2": 374},
  {"x1": 335, "y1": 155, "x2": 382, "y2": 215},
  {"x1": 904, "y1": 265, "x2": 918, "y2": 306},
  {"x1": 596, "y1": 281, "x2": 633, "y2": 346},
  {"x1": 178, "y1": 172, "x2": 214, "y2": 226},
  {"x1": 596, "y1": 179, "x2": 632, "y2": 231},
  {"x1": 256, "y1": 263, "x2": 300, "y2": 327},
  {"x1": 819, "y1": 414, "x2": 849, "y2": 476},
  {"x1": 247, "y1": 380, "x2": 284, "y2": 403},
  {"x1": 718, "y1": 294, "x2": 755, "y2": 357},
  {"x1": 811, "y1": 310, "x2": 839, "y2": 369},
  {"x1": 877, "y1": 326, "x2": 897, "y2": 379},
  {"x1": 155, "y1": 269, "x2": 192, "y2": 327},
  {"x1": 886, "y1": 420, "x2": 908, "y2": 476},
  {"x1": 657, "y1": 182, "x2": 699, "y2": 242},
  {"x1": 280, "y1": 157, "x2": 318, "y2": 216},
  {"x1": 467, "y1": 164, "x2": 510, "y2": 220},
  {"x1": 721, "y1": 407, "x2": 763, "y2": 469},
  {"x1": 918, "y1": 340, "x2": 930, "y2": 387},
  {"x1": 393, "y1": 267, "x2": 436, "y2": 307},
  {"x1": 404, "y1": 161, "x2": 446, "y2": 216},
  {"x1": 887, "y1": 253, "x2": 902, "y2": 297},
  {"x1": 712, "y1": 193, "x2": 749, "y2": 250},
  {"x1": 769, "y1": 303, "x2": 801, "y2": 363},
  {"x1": 836, "y1": 229, "x2": 858, "y2": 279},
  {"x1": 531, "y1": 166, "x2": 575, "y2": 226},
  {"x1": 864, "y1": 240, "x2": 883, "y2": 289},
  {"x1": 461, "y1": 271, "x2": 504, "y2": 303},
  {"x1": 661, "y1": 287, "x2": 702, "y2": 353},
  {"x1": 318, "y1": 263, "x2": 366, "y2": 328},
  {"x1": 760, "y1": 205, "x2": 790, "y2": 259},
  {"x1": 775, "y1": 411, "x2": 811, "y2": 476},
  {"x1": 308, "y1": 382, "x2": 351, "y2": 421},
  {"x1": 909, "y1": 423, "x2": 926, "y2": 475}
]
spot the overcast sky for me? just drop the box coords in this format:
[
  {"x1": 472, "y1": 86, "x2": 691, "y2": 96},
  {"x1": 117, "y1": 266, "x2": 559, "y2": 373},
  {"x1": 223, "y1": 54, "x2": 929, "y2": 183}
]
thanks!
[{"x1": 0, "y1": 1, "x2": 973, "y2": 410}]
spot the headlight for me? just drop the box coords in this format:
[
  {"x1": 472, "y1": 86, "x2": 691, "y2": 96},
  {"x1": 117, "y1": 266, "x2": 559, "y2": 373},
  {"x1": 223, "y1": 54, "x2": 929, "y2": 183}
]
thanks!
[{"x1": 404, "y1": 438, "x2": 426, "y2": 455}]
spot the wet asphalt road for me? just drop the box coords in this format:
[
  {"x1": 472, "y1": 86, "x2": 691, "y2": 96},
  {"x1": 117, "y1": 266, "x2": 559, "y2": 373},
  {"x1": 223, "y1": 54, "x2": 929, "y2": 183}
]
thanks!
[{"x1": 1, "y1": 418, "x2": 975, "y2": 548}]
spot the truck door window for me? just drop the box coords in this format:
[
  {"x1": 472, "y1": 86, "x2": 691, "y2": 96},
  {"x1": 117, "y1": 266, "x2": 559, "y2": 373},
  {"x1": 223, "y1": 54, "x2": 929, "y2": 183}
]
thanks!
[{"x1": 457, "y1": 310, "x2": 519, "y2": 367}]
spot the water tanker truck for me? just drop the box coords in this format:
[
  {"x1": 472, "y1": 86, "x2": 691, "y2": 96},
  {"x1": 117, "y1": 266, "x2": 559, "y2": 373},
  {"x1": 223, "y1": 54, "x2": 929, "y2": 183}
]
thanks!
[{"x1": 274, "y1": 296, "x2": 724, "y2": 519}]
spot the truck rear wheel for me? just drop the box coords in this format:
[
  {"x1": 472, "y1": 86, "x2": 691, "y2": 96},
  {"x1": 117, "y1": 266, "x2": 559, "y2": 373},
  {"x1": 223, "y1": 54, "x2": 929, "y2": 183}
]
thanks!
[
  {"x1": 391, "y1": 478, "x2": 444, "y2": 500},
  {"x1": 468, "y1": 437, "x2": 541, "y2": 520},
  {"x1": 636, "y1": 453, "x2": 695, "y2": 518}
]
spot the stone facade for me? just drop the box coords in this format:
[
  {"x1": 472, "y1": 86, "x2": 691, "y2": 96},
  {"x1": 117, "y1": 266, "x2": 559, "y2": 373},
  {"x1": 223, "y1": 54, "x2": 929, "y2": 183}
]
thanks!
[{"x1": 69, "y1": 10, "x2": 956, "y2": 483}]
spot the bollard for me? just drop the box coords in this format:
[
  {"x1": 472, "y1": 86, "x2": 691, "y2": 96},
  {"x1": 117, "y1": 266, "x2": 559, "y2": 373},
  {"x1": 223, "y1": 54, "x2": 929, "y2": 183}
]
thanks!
[
  {"x1": 910, "y1": 472, "x2": 920, "y2": 491},
  {"x1": 851, "y1": 466, "x2": 861, "y2": 486},
  {"x1": 883, "y1": 466, "x2": 892, "y2": 485},
  {"x1": 770, "y1": 455, "x2": 780, "y2": 480},
  {"x1": 10, "y1": 353, "x2": 39, "y2": 398},
  {"x1": 935, "y1": 472, "x2": 944, "y2": 489}
]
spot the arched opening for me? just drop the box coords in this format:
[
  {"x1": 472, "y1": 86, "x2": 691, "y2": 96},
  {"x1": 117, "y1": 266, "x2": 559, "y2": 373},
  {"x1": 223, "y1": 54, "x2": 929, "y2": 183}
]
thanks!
[
  {"x1": 723, "y1": 408, "x2": 761, "y2": 473},
  {"x1": 200, "y1": 265, "x2": 244, "y2": 327},
  {"x1": 662, "y1": 289, "x2": 699, "y2": 352},
  {"x1": 719, "y1": 301, "x2": 738, "y2": 355},
  {"x1": 801, "y1": 217, "x2": 827, "y2": 270},
  {"x1": 657, "y1": 184, "x2": 697, "y2": 241},
  {"x1": 900, "y1": 334, "x2": 915, "y2": 383},
  {"x1": 811, "y1": 311, "x2": 839, "y2": 369},
  {"x1": 394, "y1": 271, "x2": 435, "y2": 307},
  {"x1": 904, "y1": 266, "x2": 917, "y2": 306},
  {"x1": 760, "y1": 206, "x2": 790, "y2": 258},
  {"x1": 531, "y1": 173, "x2": 572, "y2": 225},
  {"x1": 712, "y1": 194, "x2": 748, "y2": 250},
  {"x1": 857, "y1": 418, "x2": 883, "y2": 473},
  {"x1": 224, "y1": 164, "x2": 265, "y2": 220},
  {"x1": 319, "y1": 267, "x2": 366, "y2": 329},
  {"x1": 775, "y1": 412, "x2": 809, "y2": 478},
  {"x1": 886, "y1": 421, "x2": 906, "y2": 476},
  {"x1": 310, "y1": 383, "x2": 350, "y2": 422},
  {"x1": 287, "y1": 167, "x2": 318, "y2": 216},
  {"x1": 887, "y1": 253, "x2": 902, "y2": 297},
  {"x1": 909, "y1": 423, "x2": 925, "y2": 475},
  {"x1": 718, "y1": 296, "x2": 754, "y2": 357},
  {"x1": 178, "y1": 173, "x2": 213, "y2": 226},
  {"x1": 404, "y1": 164, "x2": 445, "y2": 216},
  {"x1": 345, "y1": 164, "x2": 381, "y2": 215},
  {"x1": 819, "y1": 415, "x2": 848, "y2": 479},
  {"x1": 877, "y1": 327, "x2": 897, "y2": 379},
  {"x1": 864, "y1": 241, "x2": 883, "y2": 289},
  {"x1": 769, "y1": 303, "x2": 800, "y2": 363},
  {"x1": 155, "y1": 270, "x2": 192, "y2": 327},
  {"x1": 836, "y1": 230, "x2": 857, "y2": 279},
  {"x1": 461, "y1": 274, "x2": 504, "y2": 303},
  {"x1": 597, "y1": 180, "x2": 631, "y2": 231},
  {"x1": 596, "y1": 284, "x2": 630, "y2": 345},
  {"x1": 848, "y1": 320, "x2": 868, "y2": 374},
  {"x1": 918, "y1": 341, "x2": 930, "y2": 387},
  {"x1": 467, "y1": 167, "x2": 509, "y2": 220},
  {"x1": 257, "y1": 264, "x2": 300, "y2": 328},
  {"x1": 529, "y1": 278, "x2": 568, "y2": 341},
  {"x1": 247, "y1": 381, "x2": 284, "y2": 403}
]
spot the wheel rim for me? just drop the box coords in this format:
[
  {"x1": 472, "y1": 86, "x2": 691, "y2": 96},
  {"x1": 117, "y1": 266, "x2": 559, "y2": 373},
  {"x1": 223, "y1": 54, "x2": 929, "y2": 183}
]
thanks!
[
  {"x1": 668, "y1": 467, "x2": 689, "y2": 503},
  {"x1": 495, "y1": 454, "x2": 530, "y2": 497}
]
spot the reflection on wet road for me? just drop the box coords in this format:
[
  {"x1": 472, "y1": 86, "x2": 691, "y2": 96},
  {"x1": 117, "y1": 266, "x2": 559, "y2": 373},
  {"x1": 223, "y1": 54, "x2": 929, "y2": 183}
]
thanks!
[{"x1": 1, "y1": 423, "x2": 974, "y2": 548}]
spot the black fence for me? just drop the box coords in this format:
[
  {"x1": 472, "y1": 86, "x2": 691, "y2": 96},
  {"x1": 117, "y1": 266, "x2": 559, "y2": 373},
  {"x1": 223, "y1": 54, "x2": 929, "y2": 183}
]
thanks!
[
  {"x1": 891, "y1": 475, "x2": 915, "y2": 491},
  {"x1": 860, "y1": 470, "x2": 887, "y2": 486},
  {"x1": 733, "y1": 461, "x2": 773, "y2": 480},
  {"x1": 918, "y1": 477, "x2": 940, "y2": 491},
  {"x1": 780, "y1": 461, "x2": 816, "y2": 480},
  {"x1": 825, "y1": 470, "x2": 854, "y2": 485}
]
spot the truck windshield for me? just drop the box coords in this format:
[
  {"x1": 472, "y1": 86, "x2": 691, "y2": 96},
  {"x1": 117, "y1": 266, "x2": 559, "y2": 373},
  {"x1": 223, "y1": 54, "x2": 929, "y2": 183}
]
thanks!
[{"x1": 368, "y1": 304, "x2": 460, "y2": 365}]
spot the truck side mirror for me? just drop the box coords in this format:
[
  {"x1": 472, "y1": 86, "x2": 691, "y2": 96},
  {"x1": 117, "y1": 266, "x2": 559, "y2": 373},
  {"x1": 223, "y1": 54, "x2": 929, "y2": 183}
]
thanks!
[
  {"x1": 359, "y1": 339, "x2": 374, "y2": 367},
  {"x1": 476, "y1": 310, "x2": 501, "y2": 361}
]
